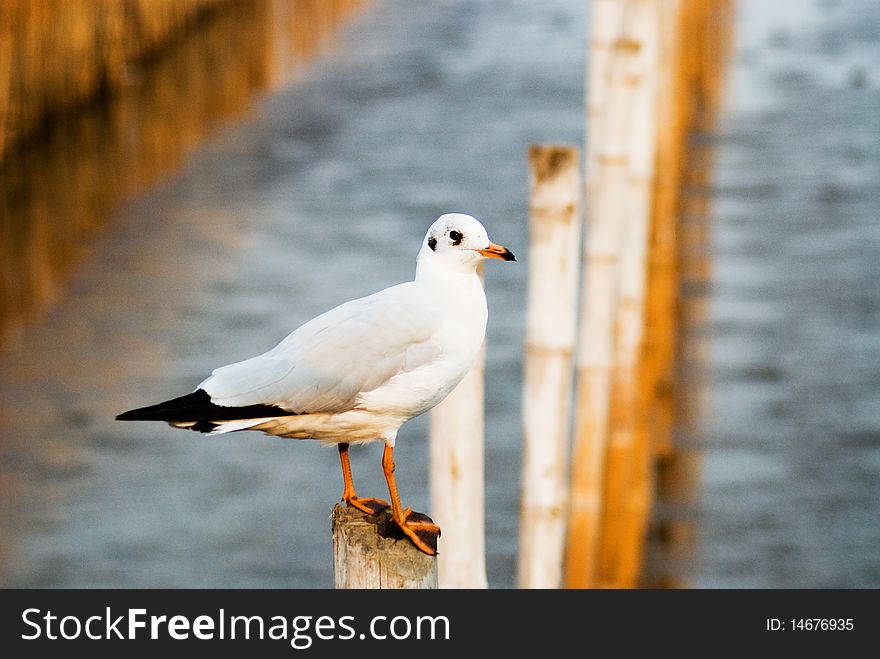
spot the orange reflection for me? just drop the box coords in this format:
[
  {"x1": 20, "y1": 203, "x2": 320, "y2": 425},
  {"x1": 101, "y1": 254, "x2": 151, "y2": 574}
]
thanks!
[{"x1": 0, "y1": 0, "x2": 365, "y2": 348}]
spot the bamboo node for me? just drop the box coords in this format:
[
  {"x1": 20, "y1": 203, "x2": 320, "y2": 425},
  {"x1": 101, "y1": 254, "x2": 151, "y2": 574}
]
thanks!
[
  {"x1": 529, "y1": 144, "x2": 578, "y2": 183},
  {"x1": 613, "y1": 37, "x2": 642, "y2": 53}
]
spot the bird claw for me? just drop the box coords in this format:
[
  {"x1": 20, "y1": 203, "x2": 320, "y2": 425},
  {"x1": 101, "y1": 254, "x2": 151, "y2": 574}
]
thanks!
[
  {"x1": 344, "y1": 496, "x2": 391, "y2": 515},
  {"x1": 395, "y1": 508, "x2": 441, "y2": 556}
]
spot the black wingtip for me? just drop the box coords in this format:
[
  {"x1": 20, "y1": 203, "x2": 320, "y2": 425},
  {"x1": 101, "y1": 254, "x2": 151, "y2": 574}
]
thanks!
[
  {"x1": 116, "y1": 409, "x2": 157, "y2": 421},
  {"x1": 116, "y1": 388, "x2": 298, "y2": 424},
  {"x1": 115, "y1": 390, "x2": 205, "y2": 421}
]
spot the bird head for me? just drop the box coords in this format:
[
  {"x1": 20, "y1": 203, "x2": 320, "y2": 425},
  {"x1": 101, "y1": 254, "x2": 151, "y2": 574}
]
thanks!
[{"x1": 418, "y1": 213, "x2": 515, "y2": 274}]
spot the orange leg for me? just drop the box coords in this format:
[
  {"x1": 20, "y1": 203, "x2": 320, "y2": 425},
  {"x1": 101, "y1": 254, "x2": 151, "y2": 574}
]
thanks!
[
  {"x1": 381, "y1": 443, "x2": 441, "y2": 555},
  {"x1": 338, "y1": 443, "x2": 389, "y2": 515}
]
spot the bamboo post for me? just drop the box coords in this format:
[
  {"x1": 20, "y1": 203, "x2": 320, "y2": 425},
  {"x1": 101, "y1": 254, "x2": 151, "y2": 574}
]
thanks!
[
  {"x1": 332, "y1": 504, "x2": 438, "y2": 589},
  {"x1": 518, "y1": 145, "x2": 582, "y2": 589},
  {"x1": 429, "y1": 309, "x2": 488, "y2": 589},
  {"x1": 648, "y1": 0, "x2": 734, "y2": 587},
  {"x1": 565, "y1": 0, "x2": 643, "y2": 589},
  {"x1": 595, "y1": 0, "x2": 665, "y2": 589},
  {"x1": 643, "y1": 0, "x2": 733, "y2": 588},
  {"x1": 644, "y1": 0, "x2": 687, "y2": 462},
  {"x1": 621, "y1": 0, "x2": 684, "y2": 588},
  {"x1": 564, "y1": 0, "x2": 733, "y2": 589}
]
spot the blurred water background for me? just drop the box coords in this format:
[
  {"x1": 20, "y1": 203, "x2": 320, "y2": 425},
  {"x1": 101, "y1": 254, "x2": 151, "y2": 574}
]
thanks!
[
  {"x1": 696, "y1": 0, "x2": 880, "y2": 587},
  {"x1": 0, "y1": 0, "x2": 877, "y2": 587}
]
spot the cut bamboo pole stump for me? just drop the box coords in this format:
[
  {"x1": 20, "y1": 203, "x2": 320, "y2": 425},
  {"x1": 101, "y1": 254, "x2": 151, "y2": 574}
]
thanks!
[
  {"x1": 332, "y1": 504, "x2": 438, "y2": 589},
  {"x1": 518, "y1": 144, "x2": 582, "y2": 589},
  {"x1": 429, "y1": 310, "x2": 488, "y2": 589}
]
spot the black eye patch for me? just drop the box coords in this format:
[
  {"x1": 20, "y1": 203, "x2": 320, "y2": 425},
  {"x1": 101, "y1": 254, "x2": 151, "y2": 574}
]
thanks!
[{"x1": 449, "y1": 230, "x2": 463, "y2": 245}]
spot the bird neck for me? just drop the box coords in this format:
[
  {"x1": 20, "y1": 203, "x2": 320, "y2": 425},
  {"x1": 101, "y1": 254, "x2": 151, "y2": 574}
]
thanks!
[
  {"x1": 415, "y1": 249, "x2": 488, "y2": 341},
  {"x1": 415, "y1": 249, "x2": 483, "y2": 290}
]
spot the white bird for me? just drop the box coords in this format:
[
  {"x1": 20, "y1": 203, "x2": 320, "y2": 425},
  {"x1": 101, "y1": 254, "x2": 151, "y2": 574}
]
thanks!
[{"x1": 117, "y1": 213, "x2": 515, "y2": 554}]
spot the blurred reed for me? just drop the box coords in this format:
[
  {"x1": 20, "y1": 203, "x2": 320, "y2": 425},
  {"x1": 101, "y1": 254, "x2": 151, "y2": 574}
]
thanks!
[
  {"x1": 0, "y1": 0, "x2": 365, "y2": 348},
  {"x1": 1, "y1": 0, "x2": 222, "y2": 159}
]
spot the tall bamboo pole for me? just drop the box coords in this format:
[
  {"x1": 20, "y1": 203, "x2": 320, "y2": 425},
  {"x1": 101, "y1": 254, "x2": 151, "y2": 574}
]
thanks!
[
  {"x1": 626, "y1": 0, "x2": 685, "y2": 587},
  {"x1": 565, "y1": 0, "x2": 645, "y2": 589},
  {"x1": 594, "y1": 0, "x2": 673, "y2": 589},
  {"x1": 644, "y1": 0, "x2": 688, "y2": 463},
  {"x1": 518, "y1": 145, "x2": 582, "y2": 589},
  {"x1": 429, "y1": 289, "x2": 488, "y2": 589},
  {"x1": 643, "y1": 0, "x2": 735, "y2": 588}
]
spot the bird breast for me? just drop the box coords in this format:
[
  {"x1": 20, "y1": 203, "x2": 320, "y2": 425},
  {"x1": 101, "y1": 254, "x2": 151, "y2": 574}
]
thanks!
[{"x1": 357, "y1": 276, "x2": 487, "y2": 420}]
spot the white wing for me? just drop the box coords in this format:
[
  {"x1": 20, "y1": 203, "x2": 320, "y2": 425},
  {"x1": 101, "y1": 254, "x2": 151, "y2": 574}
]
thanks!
[{"x1": 200, "y1": 282, "x2": 443, "y2": 413}]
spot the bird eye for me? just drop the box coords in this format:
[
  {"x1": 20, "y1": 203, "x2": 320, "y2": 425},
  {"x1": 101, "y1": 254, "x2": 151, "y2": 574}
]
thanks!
[{"x1": 449, "y1": 230, "x2": 463, "y2": 245}]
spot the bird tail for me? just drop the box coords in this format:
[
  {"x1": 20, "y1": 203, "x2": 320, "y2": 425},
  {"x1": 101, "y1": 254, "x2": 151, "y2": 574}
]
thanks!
[
  {"x1": 116, "y1": 389, "x2": 297, "y2": 433},
  {"x1": 204, "y1": 418, "x2": 273, "y2": 435}
]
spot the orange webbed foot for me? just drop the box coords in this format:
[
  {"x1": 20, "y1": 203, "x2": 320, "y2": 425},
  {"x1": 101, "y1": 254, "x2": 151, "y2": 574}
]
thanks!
[
  {"x1": 394, "y1": 507, "x2": 441, "y2": 555},
  {"x1": 343, "y1": 496, "x2": 390, "y2": 516}
]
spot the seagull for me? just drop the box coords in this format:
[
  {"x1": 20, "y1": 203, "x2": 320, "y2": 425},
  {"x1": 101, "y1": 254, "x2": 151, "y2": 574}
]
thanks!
[{"x1": 117, "y1": 213, "x2": 515, "y2": 555}]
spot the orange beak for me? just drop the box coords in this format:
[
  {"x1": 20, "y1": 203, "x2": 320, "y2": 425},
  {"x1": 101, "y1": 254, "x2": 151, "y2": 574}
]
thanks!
[{"x1": 476, "y1": 242, "x2": 516, "y2": 261}]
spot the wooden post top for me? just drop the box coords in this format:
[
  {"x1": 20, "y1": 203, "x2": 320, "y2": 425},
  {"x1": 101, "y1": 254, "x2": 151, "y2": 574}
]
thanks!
[{"x1": 332, "y1": 504, "x2": 438, "y2": 589}]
